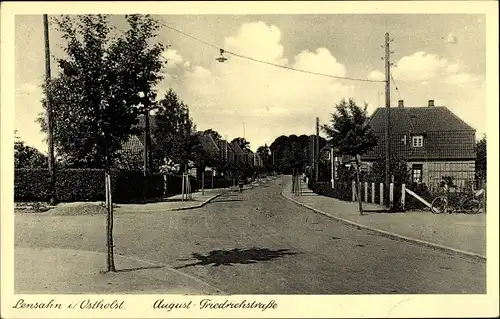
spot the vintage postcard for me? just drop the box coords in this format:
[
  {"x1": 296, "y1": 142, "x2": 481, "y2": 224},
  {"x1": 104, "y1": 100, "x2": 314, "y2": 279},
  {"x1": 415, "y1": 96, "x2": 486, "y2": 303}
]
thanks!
[{"x1": 1, "y1": 1, "x2": 498, "y2": 318}]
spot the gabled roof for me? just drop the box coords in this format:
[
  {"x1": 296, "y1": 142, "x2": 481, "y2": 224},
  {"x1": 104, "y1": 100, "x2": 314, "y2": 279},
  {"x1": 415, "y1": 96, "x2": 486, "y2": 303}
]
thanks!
[
  {"x1": 230, "y1": 142, "x2": 246, "y2": 155},
  {"x1": 362, "y1": 106, "x2": 476, "y2": 161},
  {"x1": 198, "y1": 134, "x2": 220, "y2": 155},
  {"x1": 121, "y1": 135, "x2": 143, "y2": 154},
  {"x1": 368, "y1": 106, "x2": 475, "y2": 133},
  {"x1": 216, "y1": 140, "x2": 235, "y2": 153}
]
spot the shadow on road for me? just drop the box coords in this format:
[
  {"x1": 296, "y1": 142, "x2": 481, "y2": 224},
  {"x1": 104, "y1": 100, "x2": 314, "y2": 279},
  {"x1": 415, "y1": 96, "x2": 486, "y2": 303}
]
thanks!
[{"x1": 174, "y1": 248, "x2": 299, "y2": 269}]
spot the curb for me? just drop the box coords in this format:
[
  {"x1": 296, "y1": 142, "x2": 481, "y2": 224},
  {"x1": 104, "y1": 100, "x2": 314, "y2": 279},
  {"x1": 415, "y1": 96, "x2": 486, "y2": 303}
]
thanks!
[
  {"x1": 281, "y1": 190, "x2": 486, "y2": 262},
  {"x1": 170, "y1": 192, "x2": 223, "y2": 211}
]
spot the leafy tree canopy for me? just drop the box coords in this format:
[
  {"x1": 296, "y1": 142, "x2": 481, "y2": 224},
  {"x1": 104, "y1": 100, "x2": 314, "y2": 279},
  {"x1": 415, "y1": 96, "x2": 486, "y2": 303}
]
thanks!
[
  {"x1": 38, "y1": 14, "x2": 165, "y2": 169},
  {"x1": 14, "y1": 132, "x2": 48, "y2": 169},
  {"x1": 322, "y1": 98, "x2": 377, "y2": 157}
]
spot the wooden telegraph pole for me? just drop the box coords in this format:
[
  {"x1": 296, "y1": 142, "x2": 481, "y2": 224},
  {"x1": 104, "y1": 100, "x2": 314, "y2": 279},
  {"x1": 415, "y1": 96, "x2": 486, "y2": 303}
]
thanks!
[
  {"x1": 143, "y1": 91, "x2": 150, "y2": 201},
  {"x1": 43, "y1": 14, "x2": 56, "y2": 205},
  {"x1": 315, "y1": 117, "x2": 320, "y2": 182},
  {"x1": 384, "y1": 32, "x2": 392, "y2": 207}
]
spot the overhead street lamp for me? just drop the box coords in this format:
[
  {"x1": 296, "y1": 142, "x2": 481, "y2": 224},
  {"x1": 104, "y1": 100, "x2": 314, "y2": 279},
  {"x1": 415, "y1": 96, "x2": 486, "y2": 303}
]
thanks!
[{"x1": 215, "y1": 49, "x2": 228, "y2": 63}]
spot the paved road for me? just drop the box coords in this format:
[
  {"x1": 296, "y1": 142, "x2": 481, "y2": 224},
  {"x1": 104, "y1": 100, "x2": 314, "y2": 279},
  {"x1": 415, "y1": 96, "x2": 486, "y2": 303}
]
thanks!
[{"x1": 15, "y1": 177, "x2": 485, "y2": 294}]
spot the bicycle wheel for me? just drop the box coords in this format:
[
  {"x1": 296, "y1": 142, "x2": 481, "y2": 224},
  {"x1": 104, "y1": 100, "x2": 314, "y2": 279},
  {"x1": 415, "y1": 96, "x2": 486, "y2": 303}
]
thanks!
[
  {"x1": 462, "y1": 198, "x2": 482, "y2": 214},
  {"x1": 431, "y1": 196, "x2": 447, "y2": 214}
]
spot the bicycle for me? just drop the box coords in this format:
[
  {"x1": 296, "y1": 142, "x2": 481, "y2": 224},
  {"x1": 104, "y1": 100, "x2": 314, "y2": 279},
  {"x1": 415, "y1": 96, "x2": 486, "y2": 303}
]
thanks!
[{"x1": 431, "y1": 185, "x2": 482, "y2": 214}]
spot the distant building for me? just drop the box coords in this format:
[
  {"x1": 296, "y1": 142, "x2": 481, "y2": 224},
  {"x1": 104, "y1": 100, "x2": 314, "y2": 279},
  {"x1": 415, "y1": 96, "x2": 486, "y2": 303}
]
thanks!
[{"x1": 230, "y1": 141, "x2": 247, "y2": 166}]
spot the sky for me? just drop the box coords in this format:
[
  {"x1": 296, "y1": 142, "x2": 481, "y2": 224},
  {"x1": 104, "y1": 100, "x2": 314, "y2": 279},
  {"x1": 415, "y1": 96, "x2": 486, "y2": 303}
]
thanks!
[{"x1": 15, "y1": 14, "x2": 486, "y2": 153}]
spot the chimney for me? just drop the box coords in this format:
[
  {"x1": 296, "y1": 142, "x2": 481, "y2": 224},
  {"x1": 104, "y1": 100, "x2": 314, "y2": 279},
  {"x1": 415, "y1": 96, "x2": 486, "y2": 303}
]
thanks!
[
  {"x1": 428, "y1": 100, "x2": 435, "y2": 107},
  {"x1": 398, "y1": 100, "x2": 404, "y2": 108}
]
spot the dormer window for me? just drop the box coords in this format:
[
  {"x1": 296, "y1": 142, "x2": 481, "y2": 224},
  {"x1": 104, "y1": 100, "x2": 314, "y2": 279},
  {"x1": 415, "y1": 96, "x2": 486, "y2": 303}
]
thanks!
[{"x1": 412, "y1": 135, "x2": 424, "y2": 147}]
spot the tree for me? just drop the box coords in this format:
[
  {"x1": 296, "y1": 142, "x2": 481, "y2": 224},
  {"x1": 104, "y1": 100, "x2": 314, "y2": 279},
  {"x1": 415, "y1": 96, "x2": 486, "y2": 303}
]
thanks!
[
  {"x1": 279, "y1": 141, "x2": 307, "y2": 174},
  {"x1": 40, "y1": 14, "x2": 165, "y2": 272},
  {"x1": 14, "y1": 132, "x2": 48, "y2": 169},
  {"x1": 154, "y1": 89, "x2": 196, "y2": 171},
  {"x1": 368, "y1": 155, "x2": 411, "y2": 185},
  {"x1": 475, "y1": 135, "x2": 486, "y2": 181},
  {"x1": 322, "y1": 99, "x2": 377, "y2": 215}
]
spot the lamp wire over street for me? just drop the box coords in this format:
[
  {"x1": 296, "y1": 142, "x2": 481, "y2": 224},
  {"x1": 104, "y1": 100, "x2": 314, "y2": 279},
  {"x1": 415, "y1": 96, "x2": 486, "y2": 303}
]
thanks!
[{"x1": 158, "y1": 21, "x2": 386, "y2": 83}]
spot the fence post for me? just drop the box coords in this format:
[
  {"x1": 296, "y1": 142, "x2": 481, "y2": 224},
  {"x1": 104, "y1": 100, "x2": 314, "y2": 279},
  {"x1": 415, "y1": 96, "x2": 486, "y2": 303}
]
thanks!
[
  {"x1": 371, "y1": 182, "x2": 375, "y2": 203},
  {"x1": 401, "y1": 183, "x2": 406, "y2": 211},
  {"x1": 352, "y1": 180, "x2": 356, "y2": 201},
  {"x1": 380, "y1": 183, "x2": 384, "y2": 206},
  {"x1": 389, "y1": 182, "x2": 394, "y2": 209},
  {"x1": 364, "y1": 182, "x2": 368, "y2": 203}
]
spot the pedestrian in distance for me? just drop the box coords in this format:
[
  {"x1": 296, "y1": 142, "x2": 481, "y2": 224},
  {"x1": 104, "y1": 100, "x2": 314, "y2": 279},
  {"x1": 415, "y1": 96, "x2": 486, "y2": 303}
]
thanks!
[{"x1": 238, "y1": 177, "x2": 244, "y2": 193}]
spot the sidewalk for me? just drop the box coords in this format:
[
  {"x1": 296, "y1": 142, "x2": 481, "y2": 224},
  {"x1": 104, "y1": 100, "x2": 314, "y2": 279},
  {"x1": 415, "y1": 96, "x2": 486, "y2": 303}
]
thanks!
[
  {"x1": 15, "y1": 247, "x2": 223, "y2": 294},
  {"x1": 281, "y1": 176, "x2": 486, "y2": 259},
  {"x1": 114, "y1": 188, "x2": 224, "y2": 213}
]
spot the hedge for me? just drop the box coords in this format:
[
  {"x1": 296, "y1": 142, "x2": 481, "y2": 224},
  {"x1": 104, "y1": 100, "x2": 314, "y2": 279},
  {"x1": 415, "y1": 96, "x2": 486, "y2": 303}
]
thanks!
[
  {"x1": 15, "y1": 169, "x2": 199, "y2": 203},
  {"x1": 311, "y1": 181, "x2": 352, "y2": 202},
  {"x1": 15, "y1": 169, "x2": 105, "y2": 202}
]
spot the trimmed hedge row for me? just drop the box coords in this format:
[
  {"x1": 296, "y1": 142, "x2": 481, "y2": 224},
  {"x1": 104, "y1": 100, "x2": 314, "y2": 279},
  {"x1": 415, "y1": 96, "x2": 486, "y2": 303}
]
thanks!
[
  {"x1": 15, "y1": 169, "x2": 105, "y2": 202},
  {"x1": 15, "y1": 169, "x2": 199, "y2": 203},
  {"x1": 311, "y1": 181, "x2": 352, "y2": 202}
]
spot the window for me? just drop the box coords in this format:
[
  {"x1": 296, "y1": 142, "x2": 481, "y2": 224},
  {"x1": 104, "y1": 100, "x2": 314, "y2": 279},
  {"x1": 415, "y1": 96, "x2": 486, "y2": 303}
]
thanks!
[
  {"x1": 412, "y1": 164, "x2": 423, "y2": 183},
  {"x1": 412, "y1": 135, "x2": 424, "y2": 147}
]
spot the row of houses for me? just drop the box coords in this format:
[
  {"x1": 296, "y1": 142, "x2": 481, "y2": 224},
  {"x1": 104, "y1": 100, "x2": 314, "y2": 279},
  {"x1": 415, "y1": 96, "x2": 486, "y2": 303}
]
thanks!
[
  {"x1": 314, "y1": 100, "x2": 478, "y2": 190},
  {"x1": 120, "y1": 115, "x2": 264, "y2": 172}
]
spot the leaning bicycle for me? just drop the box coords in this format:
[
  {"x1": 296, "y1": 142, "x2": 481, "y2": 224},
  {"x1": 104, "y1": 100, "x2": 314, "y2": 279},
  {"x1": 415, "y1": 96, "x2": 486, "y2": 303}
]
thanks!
[{"x1": 431, "y1": 183, "x2": 482, "y2": 214}]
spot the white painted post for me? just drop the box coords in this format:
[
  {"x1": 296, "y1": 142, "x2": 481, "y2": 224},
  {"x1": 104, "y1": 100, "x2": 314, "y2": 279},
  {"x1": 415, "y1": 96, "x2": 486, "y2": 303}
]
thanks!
[
  {"x1": 371, "y1": 182, "x2": 375, "y2": 203},
  {"x1": 364, "y1": 182, "x2": 368, "y2": 203},
  {"x1": 401, "y1": 183, "x2": 406, "y2": 211},
  {"x1": 331, "y1": 148, "x2": 334, "y2": 189},
  {"x1": 389, "y1": 182, "x2": 394, "y2": 208},
  {"x1": 352, "y1": 180, "x2": 356, "y2": 201},
  {"x1": 380, "y1": 183, "x2": 384, "y2": 206}
]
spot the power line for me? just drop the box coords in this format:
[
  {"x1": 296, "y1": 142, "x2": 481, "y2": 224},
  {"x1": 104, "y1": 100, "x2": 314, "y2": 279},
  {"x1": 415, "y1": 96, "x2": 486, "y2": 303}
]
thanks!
[
  {"x1": 50, "y1": 16, "x2": 386, "y2": 83},
  {"x1": 158, "y1": 20, "x2": 385, "y2": 83}
]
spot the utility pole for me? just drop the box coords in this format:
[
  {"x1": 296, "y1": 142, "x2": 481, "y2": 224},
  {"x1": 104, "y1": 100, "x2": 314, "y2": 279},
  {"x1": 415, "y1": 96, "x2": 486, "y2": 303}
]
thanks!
[
  {"x1": 142, "y1": 91, "x2": 150, "y2": 201},
  {"x1": 384, "y1": 32, "x2": 392, "y2": 206},
  {"x1": 43, "y1": 14, "x2": 56, "y2": 205},
  {"x1": 315, "y1": 117, "x2": 319, "y2": 182}
]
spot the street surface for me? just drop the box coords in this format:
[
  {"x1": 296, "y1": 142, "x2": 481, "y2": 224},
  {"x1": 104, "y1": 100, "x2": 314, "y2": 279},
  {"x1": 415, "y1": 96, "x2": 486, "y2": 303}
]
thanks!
[{"x1": 15, "y1": 178, "x2": 486, "y2": 294}]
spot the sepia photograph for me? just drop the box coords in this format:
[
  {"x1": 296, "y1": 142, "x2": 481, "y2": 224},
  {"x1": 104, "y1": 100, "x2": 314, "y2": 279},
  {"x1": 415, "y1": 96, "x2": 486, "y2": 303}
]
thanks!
[{"x1": 2, "y1": 1, "x2": 498, "y2": 318}]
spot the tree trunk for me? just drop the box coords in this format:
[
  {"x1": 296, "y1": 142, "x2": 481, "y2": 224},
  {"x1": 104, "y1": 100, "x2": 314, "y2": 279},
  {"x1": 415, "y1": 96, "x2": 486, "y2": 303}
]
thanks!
[
  {"x1": 201, "y1": 167, "x2": 205, "y2": 195},
  {"x1": 355, "y1": 156, "x2": 363, "y2": 215},
  {"x1": 105, "y1": 157, "x2": 116, "y2": 272},
  {"x1": 163, "y1": 174, "x2": 168, "y2": 198}
]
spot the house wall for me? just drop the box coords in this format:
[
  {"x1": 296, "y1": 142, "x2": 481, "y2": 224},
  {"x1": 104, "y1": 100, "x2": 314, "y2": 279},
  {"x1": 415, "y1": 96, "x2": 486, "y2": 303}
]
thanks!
[
  {"x1": 407, "y1": 160, "x2": 475, "y2": 191},
  {"x1": 362, "y1": 160, "x2": 475, "y2": 191}
]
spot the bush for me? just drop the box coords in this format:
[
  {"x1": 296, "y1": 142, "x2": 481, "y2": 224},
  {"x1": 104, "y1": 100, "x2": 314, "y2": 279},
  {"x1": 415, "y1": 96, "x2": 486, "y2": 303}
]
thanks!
[
  {"x1": 15, "y1": 169, "x2": 105, "y2": 202},
  {"x1": 402, "y1": 182, "x2": 434, "y2": 211},
  {"x1": 312, "y1": 181, "x2": 352, "y2": 202},
  {"x1": 15, "y1": 169, "x2": 200, "y2": 203},
  {"x1": 112, "y1": 171, "x2": 164, "y2": 203}
]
